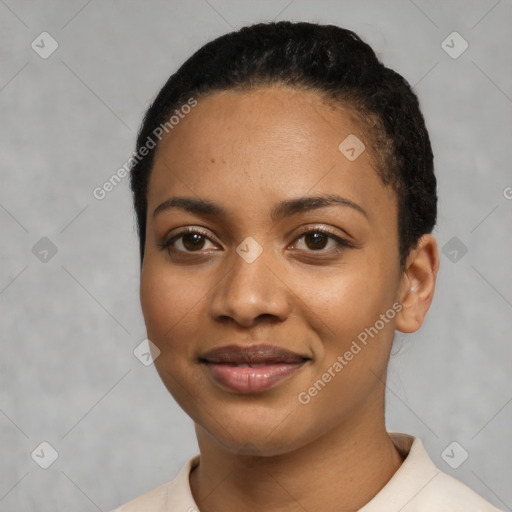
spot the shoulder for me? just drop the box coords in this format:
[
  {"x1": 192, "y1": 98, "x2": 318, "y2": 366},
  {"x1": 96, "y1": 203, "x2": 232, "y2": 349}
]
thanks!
[
  {"x1": 413, "y1": 470, "x2": 504, "y2": 512},
  {"x1": 108, "y1": 455, "x2": 200, "y2": 512},
  {"x1": 109, "y1": 480, "x2": 171, "y2": 512},
  {"x1": 360, "y1": 433, "x2": 504, "y2": 512}
]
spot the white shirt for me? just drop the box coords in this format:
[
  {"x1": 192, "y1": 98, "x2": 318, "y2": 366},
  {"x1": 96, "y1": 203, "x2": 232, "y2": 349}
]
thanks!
[{"x1": 110, "y1": 433, "x2": 503, "y2": 511}]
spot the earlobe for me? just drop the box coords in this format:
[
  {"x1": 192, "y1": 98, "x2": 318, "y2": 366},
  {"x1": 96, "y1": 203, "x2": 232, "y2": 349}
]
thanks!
[{"x1": 395, "y1": 234, "x2": 440, "y2": 334}]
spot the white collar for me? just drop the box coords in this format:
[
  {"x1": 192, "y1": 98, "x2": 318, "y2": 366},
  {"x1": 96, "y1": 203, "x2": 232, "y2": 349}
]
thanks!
[{"x1": 162, "y1": 432, "x2": 502, "y2": 511}]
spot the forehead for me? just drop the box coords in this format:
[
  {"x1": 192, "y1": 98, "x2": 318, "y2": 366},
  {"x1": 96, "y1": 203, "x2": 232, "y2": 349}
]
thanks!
[
  {"x1": 155, "y1": 86, "x2": 364, "y2": 159},
  {"x1": 148, "y1": 86, "x2": 396, "y2": 224}
]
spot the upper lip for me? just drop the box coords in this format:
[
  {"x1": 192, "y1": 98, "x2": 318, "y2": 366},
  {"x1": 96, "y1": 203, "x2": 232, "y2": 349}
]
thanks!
[{"x1": 199, "y1": 344, "x2": 310, "y2": 364}]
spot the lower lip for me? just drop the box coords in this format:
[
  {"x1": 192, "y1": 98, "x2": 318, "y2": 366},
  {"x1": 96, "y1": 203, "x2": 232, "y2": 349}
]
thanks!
[{"x1": 204, "y1": 362, "x2": 305, "y2": 393}]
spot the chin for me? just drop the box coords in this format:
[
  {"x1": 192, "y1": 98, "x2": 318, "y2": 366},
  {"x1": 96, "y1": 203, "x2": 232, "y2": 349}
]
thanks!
[
  {"x1": 210, "y1": 427, "x2": 305, "y2": 457},
  {"x1": 197, "y1": 404, "x2": 314, "y2": 457}
]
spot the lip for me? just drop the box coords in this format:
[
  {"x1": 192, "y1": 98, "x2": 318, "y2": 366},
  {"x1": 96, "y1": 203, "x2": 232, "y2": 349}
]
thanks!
[{"x1": 200, "y1": 344, "x2": 310, "y2": 394}]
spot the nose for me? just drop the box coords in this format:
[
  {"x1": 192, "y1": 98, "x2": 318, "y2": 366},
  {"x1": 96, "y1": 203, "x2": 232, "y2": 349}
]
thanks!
[{"x1": 208, "y1": 245, "x2": 292, "y2": 328}]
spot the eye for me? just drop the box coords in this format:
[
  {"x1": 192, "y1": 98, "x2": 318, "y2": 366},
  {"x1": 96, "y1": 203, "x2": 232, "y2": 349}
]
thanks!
[
  {"x1": 291, "y1": 227, "x2": 354, "y2": 254},
  {"x1": 158, "y1": 225, "x2": 354, "y2": 257},
  {"x1": 158, "y1": 227, "x2": 219, "y2": 253}
]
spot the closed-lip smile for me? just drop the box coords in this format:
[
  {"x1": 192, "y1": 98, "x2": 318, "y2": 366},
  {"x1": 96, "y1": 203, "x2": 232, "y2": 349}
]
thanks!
[{"x1": 199, "y1": 344, "x2": 310, "y2": 393}]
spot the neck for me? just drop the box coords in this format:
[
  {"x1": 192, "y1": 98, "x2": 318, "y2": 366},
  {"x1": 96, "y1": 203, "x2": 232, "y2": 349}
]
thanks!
[{"x1": 189, "y1": 403, "x2": 404, "y2": 512}]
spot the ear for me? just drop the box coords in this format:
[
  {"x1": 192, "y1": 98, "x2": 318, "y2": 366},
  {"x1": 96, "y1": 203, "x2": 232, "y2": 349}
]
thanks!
[{"x1": 395, "y1": 234, "x2": 440, "y2": 334}]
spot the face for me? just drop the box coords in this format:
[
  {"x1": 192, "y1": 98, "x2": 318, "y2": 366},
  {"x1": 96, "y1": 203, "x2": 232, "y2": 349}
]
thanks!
[{"x1": 140, "y1": 86, "x2": 407, "y2": 456}]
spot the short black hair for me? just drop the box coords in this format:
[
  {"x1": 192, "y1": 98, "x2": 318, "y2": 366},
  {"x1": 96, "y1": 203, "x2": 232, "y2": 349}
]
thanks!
[{"x1": 130, "y1": 21, "x2": 437, "y2": 270}]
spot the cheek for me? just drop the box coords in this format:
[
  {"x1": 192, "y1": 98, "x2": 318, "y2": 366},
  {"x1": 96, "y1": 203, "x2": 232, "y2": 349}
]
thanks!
[
  {"x1": 300, "y1": 262, "x2": 397, "y2": 346},
  {"x1": 296, "y1": 257, "x2": 399, "y2": 396},
  {"x1": 140, "y1": 265, "x2": 202, "y2": 351},
  {"x1": 139, "y1": 265, "x2": 207, "y2": 408},
  {"x1": 294, "y1": 273, "x2": 397, "y2": 427}
]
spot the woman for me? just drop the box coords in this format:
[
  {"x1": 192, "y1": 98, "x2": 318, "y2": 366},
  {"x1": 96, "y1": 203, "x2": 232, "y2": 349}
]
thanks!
[{"x1": 111, "y1": 21, "x2": 502, "y2": 511}]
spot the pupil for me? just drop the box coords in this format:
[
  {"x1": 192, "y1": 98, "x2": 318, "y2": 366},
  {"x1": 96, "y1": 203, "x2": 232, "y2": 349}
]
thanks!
[
  {"x1": 183, "y1": 233, "x2": 204, "y2": 250},
  {"x1": 306, "y1": 232, "x2": 327, "y2": 250}
]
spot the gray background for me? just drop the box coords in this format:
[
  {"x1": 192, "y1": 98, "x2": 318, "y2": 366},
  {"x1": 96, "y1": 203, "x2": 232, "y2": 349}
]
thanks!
[{"x1": 1, "y1": 0, "x2": 511, "y2": 510}]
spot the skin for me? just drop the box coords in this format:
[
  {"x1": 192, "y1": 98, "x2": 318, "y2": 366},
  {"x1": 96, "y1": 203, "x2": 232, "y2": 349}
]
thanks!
[{"x1": 140, "y1": 86, "x2": 439, "y2": 512}]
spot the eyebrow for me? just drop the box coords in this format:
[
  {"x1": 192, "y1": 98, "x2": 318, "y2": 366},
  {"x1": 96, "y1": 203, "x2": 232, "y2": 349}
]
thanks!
[{"x1": 152, "y1": 194, "x2": 368, "y2": 221}]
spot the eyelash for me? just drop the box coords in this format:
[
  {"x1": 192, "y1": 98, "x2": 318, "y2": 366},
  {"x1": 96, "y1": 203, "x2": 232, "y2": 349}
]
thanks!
[{"x1": 157, "y1": 225, "x2": 354, "y2": 256}]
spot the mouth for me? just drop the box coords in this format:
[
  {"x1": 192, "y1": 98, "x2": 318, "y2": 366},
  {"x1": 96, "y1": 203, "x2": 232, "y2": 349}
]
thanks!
[{"x1": 199, "y1": 344, "x2": 311, "y2": 394}]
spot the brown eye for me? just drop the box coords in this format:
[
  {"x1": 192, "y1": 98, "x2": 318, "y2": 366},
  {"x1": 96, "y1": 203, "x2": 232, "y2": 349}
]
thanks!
[
  {"x1": 291, "y1": 227, "x2": 354, "y2": 255},
  {"x1": 181, "y1": 232, "x2": 206, "y2": 251},
  {"x1": 159, "y1": 227, "x2": 218, "y2": 254},
  {"x1": 304, "y1": 232, "x2": 329, "y2": 250}
]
